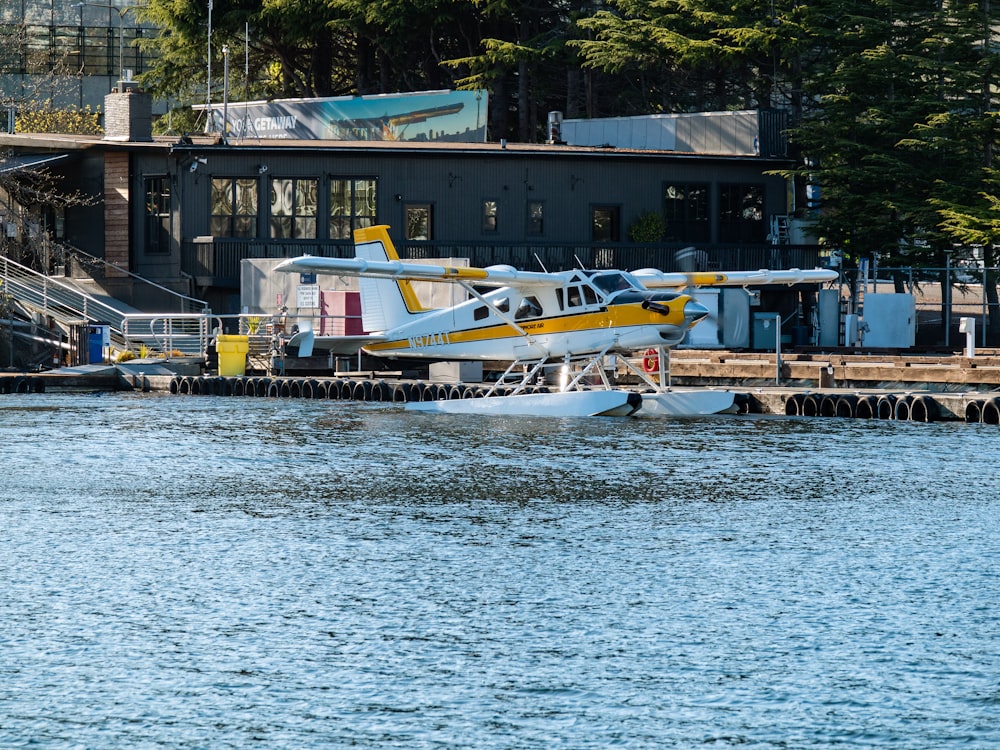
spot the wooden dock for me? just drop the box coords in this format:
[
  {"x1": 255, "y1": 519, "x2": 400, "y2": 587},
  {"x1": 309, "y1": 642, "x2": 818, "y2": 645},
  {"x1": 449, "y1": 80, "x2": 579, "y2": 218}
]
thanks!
[{"x1": 664, "y1": 350, "x2": 1000, "y2": 389}]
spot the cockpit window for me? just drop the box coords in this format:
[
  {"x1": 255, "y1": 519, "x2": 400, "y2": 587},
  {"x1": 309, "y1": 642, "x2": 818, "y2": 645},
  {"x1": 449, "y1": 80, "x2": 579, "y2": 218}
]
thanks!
[{"x1": 564, "y1": 283, "x2": 600, "y2": 309}]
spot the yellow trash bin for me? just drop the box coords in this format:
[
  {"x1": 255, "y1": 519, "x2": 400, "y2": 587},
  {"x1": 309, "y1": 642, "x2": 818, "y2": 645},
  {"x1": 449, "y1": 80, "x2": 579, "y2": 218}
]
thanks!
[{"x1": 216, "y1": 334, "x2": 249, "y2": 377}]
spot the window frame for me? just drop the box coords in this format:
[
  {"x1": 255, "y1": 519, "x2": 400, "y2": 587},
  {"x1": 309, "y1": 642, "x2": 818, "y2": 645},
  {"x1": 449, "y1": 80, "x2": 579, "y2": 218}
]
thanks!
[
  {"x1": 143, "y1": 174, "x2": 171, "y2": 254},
  {"x1": 482, "y1": 198, "x2": 498, "y2": 233},
  {"x1": 329, "y1": 177, "x2": 377, "y2": 240},
  {"x1": 526, "y1": 200, "x2": 544, "y2": 236},
  {"x1": 718, "y1": 183, "x2": 765, "y2": 243},
  {"x1": 269, "y1": 176, "x2": 318, "y2": 239},
  {"x1": 591, "y1": 204, "x2": 621, "y2": 242},
  {"x1": 663, "y1": 182, "x2": 710, "y2": 243},
  {"x1": 405, "y1": 202, "x2": 433, "y2": 240},
  {"x1": 210, "y1": 176, "x2": 259, "y2": 239}
]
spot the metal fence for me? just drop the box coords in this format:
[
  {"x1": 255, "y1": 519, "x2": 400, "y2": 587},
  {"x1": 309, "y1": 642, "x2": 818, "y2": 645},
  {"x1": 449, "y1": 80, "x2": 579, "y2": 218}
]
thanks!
[{"x1": 840, "y1": 266, "x2": 1000, "y2": 349}]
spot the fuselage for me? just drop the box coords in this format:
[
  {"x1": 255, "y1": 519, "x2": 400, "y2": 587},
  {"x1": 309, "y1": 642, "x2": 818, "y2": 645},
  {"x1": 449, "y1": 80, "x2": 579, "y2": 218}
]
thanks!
[{"x1": 364, "y1": 271, "x2": 707, "y2": 361}]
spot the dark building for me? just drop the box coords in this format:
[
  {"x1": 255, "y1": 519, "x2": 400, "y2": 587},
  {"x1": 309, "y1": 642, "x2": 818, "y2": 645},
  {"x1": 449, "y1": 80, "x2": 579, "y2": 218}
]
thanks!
[{"x1": 1, "y1": 88, "x2": 822, "y2": 316}]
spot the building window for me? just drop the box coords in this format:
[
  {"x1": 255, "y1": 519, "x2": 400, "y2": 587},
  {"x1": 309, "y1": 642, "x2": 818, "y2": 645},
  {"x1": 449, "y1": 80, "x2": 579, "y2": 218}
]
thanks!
[
  {"x1": 211, "y1": 177, "x2": 258, "y2": 238},
  {"x1": 718, "y1": 183, "x2": 765, "y2": 243},
  {"x1": 527, "y1": 200, "x2": 544, "y2": 235},
  {"x1": 482, "y1": 199, "x2": 498, "y2": 232},
  {"x1": 269, "y1": 177, "x2": 317, "y2": 239},
  {"x1": 405, "y1": 204, "x2": 433, "y2": 240},
  {"x1": 330, "y1": 178, "x2": 377, "y2": 239},
  {"x1": 591, "y1": 205, "x2": 620, "y2": 242},
  {"x1": 664, "y1": 183, "x2": 710, "y2": 242},
  {"x1": 144, "y1": 175, "x2": 170, "y2": 254}
]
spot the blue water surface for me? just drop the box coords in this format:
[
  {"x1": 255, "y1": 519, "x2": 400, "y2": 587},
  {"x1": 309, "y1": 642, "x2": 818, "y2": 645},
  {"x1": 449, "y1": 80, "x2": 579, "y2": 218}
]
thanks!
[{"x1": 1, "y1": 392, "x2": 998, "y2": 748}]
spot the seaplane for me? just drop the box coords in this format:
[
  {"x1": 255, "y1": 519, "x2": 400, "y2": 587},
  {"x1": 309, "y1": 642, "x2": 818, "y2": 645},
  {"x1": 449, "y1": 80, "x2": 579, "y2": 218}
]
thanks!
[{"x1": 275, "y1": 225, "x2": 837, "y2": 417}]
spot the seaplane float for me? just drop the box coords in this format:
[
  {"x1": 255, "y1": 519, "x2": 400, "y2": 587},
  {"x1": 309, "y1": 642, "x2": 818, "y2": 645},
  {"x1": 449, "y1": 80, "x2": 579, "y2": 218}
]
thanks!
[{"x1": 275, "y1": 225, "x2": 836, "y2": 418}]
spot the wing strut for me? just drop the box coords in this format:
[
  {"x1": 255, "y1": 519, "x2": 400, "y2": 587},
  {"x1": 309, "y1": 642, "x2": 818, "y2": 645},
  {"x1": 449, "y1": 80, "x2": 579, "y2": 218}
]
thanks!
[{"x1": 456, "y1": 279, "x2": 538, "y2": 347}]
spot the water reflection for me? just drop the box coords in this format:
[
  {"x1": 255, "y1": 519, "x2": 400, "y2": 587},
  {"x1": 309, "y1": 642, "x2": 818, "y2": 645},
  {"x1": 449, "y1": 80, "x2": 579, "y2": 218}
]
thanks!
[{"x1": 1, "y1": 393, "x2": 998, "y2": 748}]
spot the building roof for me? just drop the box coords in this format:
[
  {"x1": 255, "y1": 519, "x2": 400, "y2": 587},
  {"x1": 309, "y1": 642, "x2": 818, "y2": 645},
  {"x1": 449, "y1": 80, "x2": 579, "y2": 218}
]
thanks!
[
  {"x1": 0, "y1": 152, "x2": 73, "y2": 174},
  {"x1": 0, "y1": 131, "x2": 789, "y2": 164}
]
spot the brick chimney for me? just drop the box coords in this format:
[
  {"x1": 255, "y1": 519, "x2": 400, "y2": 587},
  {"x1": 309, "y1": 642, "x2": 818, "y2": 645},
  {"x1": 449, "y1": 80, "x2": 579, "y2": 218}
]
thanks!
[{"x1": 103, "y1": 80, "x2": 153, "y2": 142}]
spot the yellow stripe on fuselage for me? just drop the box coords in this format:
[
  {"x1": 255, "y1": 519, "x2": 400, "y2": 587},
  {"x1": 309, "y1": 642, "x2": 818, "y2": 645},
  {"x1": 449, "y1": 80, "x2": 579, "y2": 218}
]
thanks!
[{"x1": 364, "y1": 299, "x2": 689, "y2": 353}]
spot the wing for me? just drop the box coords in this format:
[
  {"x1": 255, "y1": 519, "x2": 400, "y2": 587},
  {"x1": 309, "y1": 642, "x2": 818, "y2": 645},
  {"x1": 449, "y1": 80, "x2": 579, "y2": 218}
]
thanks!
[
  {"x1": 274, "y1": 254, "x2": 563, "y2": 290},
  {"x1": 632, "y1": 268, "x2": 838, "y2": 288}
]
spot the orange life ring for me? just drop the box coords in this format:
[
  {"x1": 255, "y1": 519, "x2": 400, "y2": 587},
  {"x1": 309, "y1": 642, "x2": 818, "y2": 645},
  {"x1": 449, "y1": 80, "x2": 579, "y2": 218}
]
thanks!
[{"x1": 642, "y1": 348, "x2": 659, "y2": 373}]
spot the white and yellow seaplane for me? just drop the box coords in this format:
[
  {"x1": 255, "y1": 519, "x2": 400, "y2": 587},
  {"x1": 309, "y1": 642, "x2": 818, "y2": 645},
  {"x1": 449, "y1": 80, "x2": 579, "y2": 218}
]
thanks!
[{"x1": 275, "y1": 225, "x2": 836, "y2": 417}]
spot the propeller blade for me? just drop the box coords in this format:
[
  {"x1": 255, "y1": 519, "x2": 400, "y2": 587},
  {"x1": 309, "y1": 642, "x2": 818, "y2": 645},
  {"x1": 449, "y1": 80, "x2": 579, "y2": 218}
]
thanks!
[{"x1": 674, "y1": 245, "x2": 700, "y2": 291}]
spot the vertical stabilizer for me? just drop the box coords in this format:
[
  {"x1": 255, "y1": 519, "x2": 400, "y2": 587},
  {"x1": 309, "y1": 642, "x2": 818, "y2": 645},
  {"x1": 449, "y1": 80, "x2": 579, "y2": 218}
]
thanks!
[{"x1": 352, "y1": 225, "x2": 428, "y2": 333}]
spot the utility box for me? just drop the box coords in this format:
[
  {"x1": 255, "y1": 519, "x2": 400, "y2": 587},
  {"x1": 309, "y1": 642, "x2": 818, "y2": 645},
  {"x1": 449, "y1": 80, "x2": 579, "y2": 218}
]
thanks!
[
  {"x1": 681, "y1": 288, "x2": 751, "y2": 349},
  {"x1": 862, "y1": 293, "x2": 916, "y2": 348},
  {"x1": 430, "y1": 361, "x2": 483, "y2": 384},
  {"x1": 816, "y1": 288, "x2": 841, "y2": 347},
  {"x1": 86, "y1": 324, "x2": 110, "y2": 364},
  {"x1": 752, "y1": 313, "x2": 785, "y2": 350}
]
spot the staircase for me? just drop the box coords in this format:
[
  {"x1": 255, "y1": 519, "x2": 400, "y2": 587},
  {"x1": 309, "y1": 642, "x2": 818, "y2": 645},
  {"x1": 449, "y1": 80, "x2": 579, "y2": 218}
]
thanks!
[{"x1": 1, "y1": 253, "x2": 215, "y2": 359}]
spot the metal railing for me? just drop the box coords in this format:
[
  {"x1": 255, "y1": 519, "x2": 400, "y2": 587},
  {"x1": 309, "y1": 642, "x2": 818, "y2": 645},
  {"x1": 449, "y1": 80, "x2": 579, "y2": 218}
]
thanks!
[
  {"x1": 2, "y1": 254, "x2": 130, "y2": 334},
  {"x1": 120, "y1": 313, "x2": 217, "y2": 356},
  {"x1": 2, "y1": 253, "x2": 215, "y2": 360},
  {"x1": 58, "y1": 242, "x2": 209, "y2": 315}
]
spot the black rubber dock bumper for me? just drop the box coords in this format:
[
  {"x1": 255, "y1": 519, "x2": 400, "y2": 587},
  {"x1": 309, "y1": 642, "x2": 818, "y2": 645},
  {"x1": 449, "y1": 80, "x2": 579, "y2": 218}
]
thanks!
[
  {"x1": 163, "y1": 375, "x2": 1000, "y2": 425},
  {"x1": 167, "y1": 375, "x2": 526, "y2": 403},
  {"x1": 780, "y1": 390, "x2": 1000, "y2": 424}
]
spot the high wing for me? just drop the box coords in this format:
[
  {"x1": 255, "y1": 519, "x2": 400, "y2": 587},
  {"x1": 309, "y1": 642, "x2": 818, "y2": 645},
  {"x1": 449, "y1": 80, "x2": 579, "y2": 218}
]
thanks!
[
  {"x1": 632, "y1": 267, "x2": 839, "y2": 287},
  {"x1": 276, "y1": 252, "x2": 837, "y2": 291},
  {"x1": 274, "y1": 254, "x2": 562, "y2": 290}
]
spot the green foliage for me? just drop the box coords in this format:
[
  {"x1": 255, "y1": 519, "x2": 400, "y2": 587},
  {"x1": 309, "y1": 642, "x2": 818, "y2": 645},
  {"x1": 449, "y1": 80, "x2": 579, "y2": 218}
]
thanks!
[
  {"x1": 628, "y1": 211, "x2": 666, "y2": 243},
  {"x1": 15, "y1": 106, "x2": 103, "y2": 136},
  {"x1": 153, "y1": 106, "x2": 201, "y2": 137},
  {"x1": 130, "y1": 0, "x2": 1000, "y2": 272}
]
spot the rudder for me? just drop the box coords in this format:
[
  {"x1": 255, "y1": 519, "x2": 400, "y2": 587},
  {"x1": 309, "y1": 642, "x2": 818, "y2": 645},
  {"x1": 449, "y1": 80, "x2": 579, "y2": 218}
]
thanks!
[{"x1": 353, "y1": 225, "x2": 429, "y2": 332}]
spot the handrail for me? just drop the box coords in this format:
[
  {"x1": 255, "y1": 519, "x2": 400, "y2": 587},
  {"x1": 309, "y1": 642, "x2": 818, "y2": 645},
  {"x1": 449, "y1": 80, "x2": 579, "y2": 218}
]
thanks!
[
  {"x1": 2, "y1": 255, "x2": 131, "y2": 327},
  {"x1": 3, "y1": 248, "x2": 216, "y2": 360},
  {"x1": 60, "y1": 242, "x2": 210, "y2": 314},
  {"x1": 121, "y1": 313, "x2": 219, "y2": 356}
]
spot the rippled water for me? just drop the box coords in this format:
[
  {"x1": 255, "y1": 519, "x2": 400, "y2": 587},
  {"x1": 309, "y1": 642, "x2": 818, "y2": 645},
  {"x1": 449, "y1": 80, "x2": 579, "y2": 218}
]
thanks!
[{"x1": 2, "y1": 392, "x2": 998, "y2": 748}]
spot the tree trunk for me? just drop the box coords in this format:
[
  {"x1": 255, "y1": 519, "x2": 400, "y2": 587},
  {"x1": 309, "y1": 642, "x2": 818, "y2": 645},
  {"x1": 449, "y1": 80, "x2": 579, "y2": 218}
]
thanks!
[
  {"x1": 311, "y1": 28, "x2": 333, "y2": 97},
  {"x1": 517, "y1": 59, "x2": 529, "y2": 142}
]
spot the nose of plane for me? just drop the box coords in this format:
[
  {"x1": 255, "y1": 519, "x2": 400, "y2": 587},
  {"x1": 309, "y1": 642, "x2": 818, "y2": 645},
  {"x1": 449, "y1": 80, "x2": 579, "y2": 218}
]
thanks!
[{"x1": 684, "y1": 298, "x2": 709, "y2": 327}]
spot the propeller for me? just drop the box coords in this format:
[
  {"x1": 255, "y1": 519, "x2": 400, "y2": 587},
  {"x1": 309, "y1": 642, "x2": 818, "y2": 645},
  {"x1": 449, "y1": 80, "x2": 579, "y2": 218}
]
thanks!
[
  {"x1": 672, "y1": 246, "x2": 712, "y2": 330},
  {"x1": 674, "y1": 245, "x2": 700, "y2": 292}
]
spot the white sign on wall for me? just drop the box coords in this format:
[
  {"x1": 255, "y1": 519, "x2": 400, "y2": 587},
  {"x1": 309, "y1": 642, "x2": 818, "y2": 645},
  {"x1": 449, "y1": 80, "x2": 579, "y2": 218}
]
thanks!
[{"x1": 296, "y1": 284, "x2": 319, "y2": 309}]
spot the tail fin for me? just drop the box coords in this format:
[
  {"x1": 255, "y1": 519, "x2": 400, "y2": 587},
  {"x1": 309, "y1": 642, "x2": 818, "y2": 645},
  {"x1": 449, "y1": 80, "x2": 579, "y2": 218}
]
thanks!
[{"x1": 353, "y1": 225, "x2": 429, "y2": 333}]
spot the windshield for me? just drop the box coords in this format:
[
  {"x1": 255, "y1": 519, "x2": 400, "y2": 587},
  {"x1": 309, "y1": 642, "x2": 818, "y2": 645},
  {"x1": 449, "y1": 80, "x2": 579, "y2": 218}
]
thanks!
[{"x1": 590, "y1": 271, "x2": 639, "y2": 297}]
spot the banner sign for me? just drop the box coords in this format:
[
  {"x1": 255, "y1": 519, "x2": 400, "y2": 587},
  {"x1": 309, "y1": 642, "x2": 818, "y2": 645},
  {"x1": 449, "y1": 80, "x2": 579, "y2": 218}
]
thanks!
[{"x1": 198, "y1": 90, "x2": 488, "y2": 143}]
